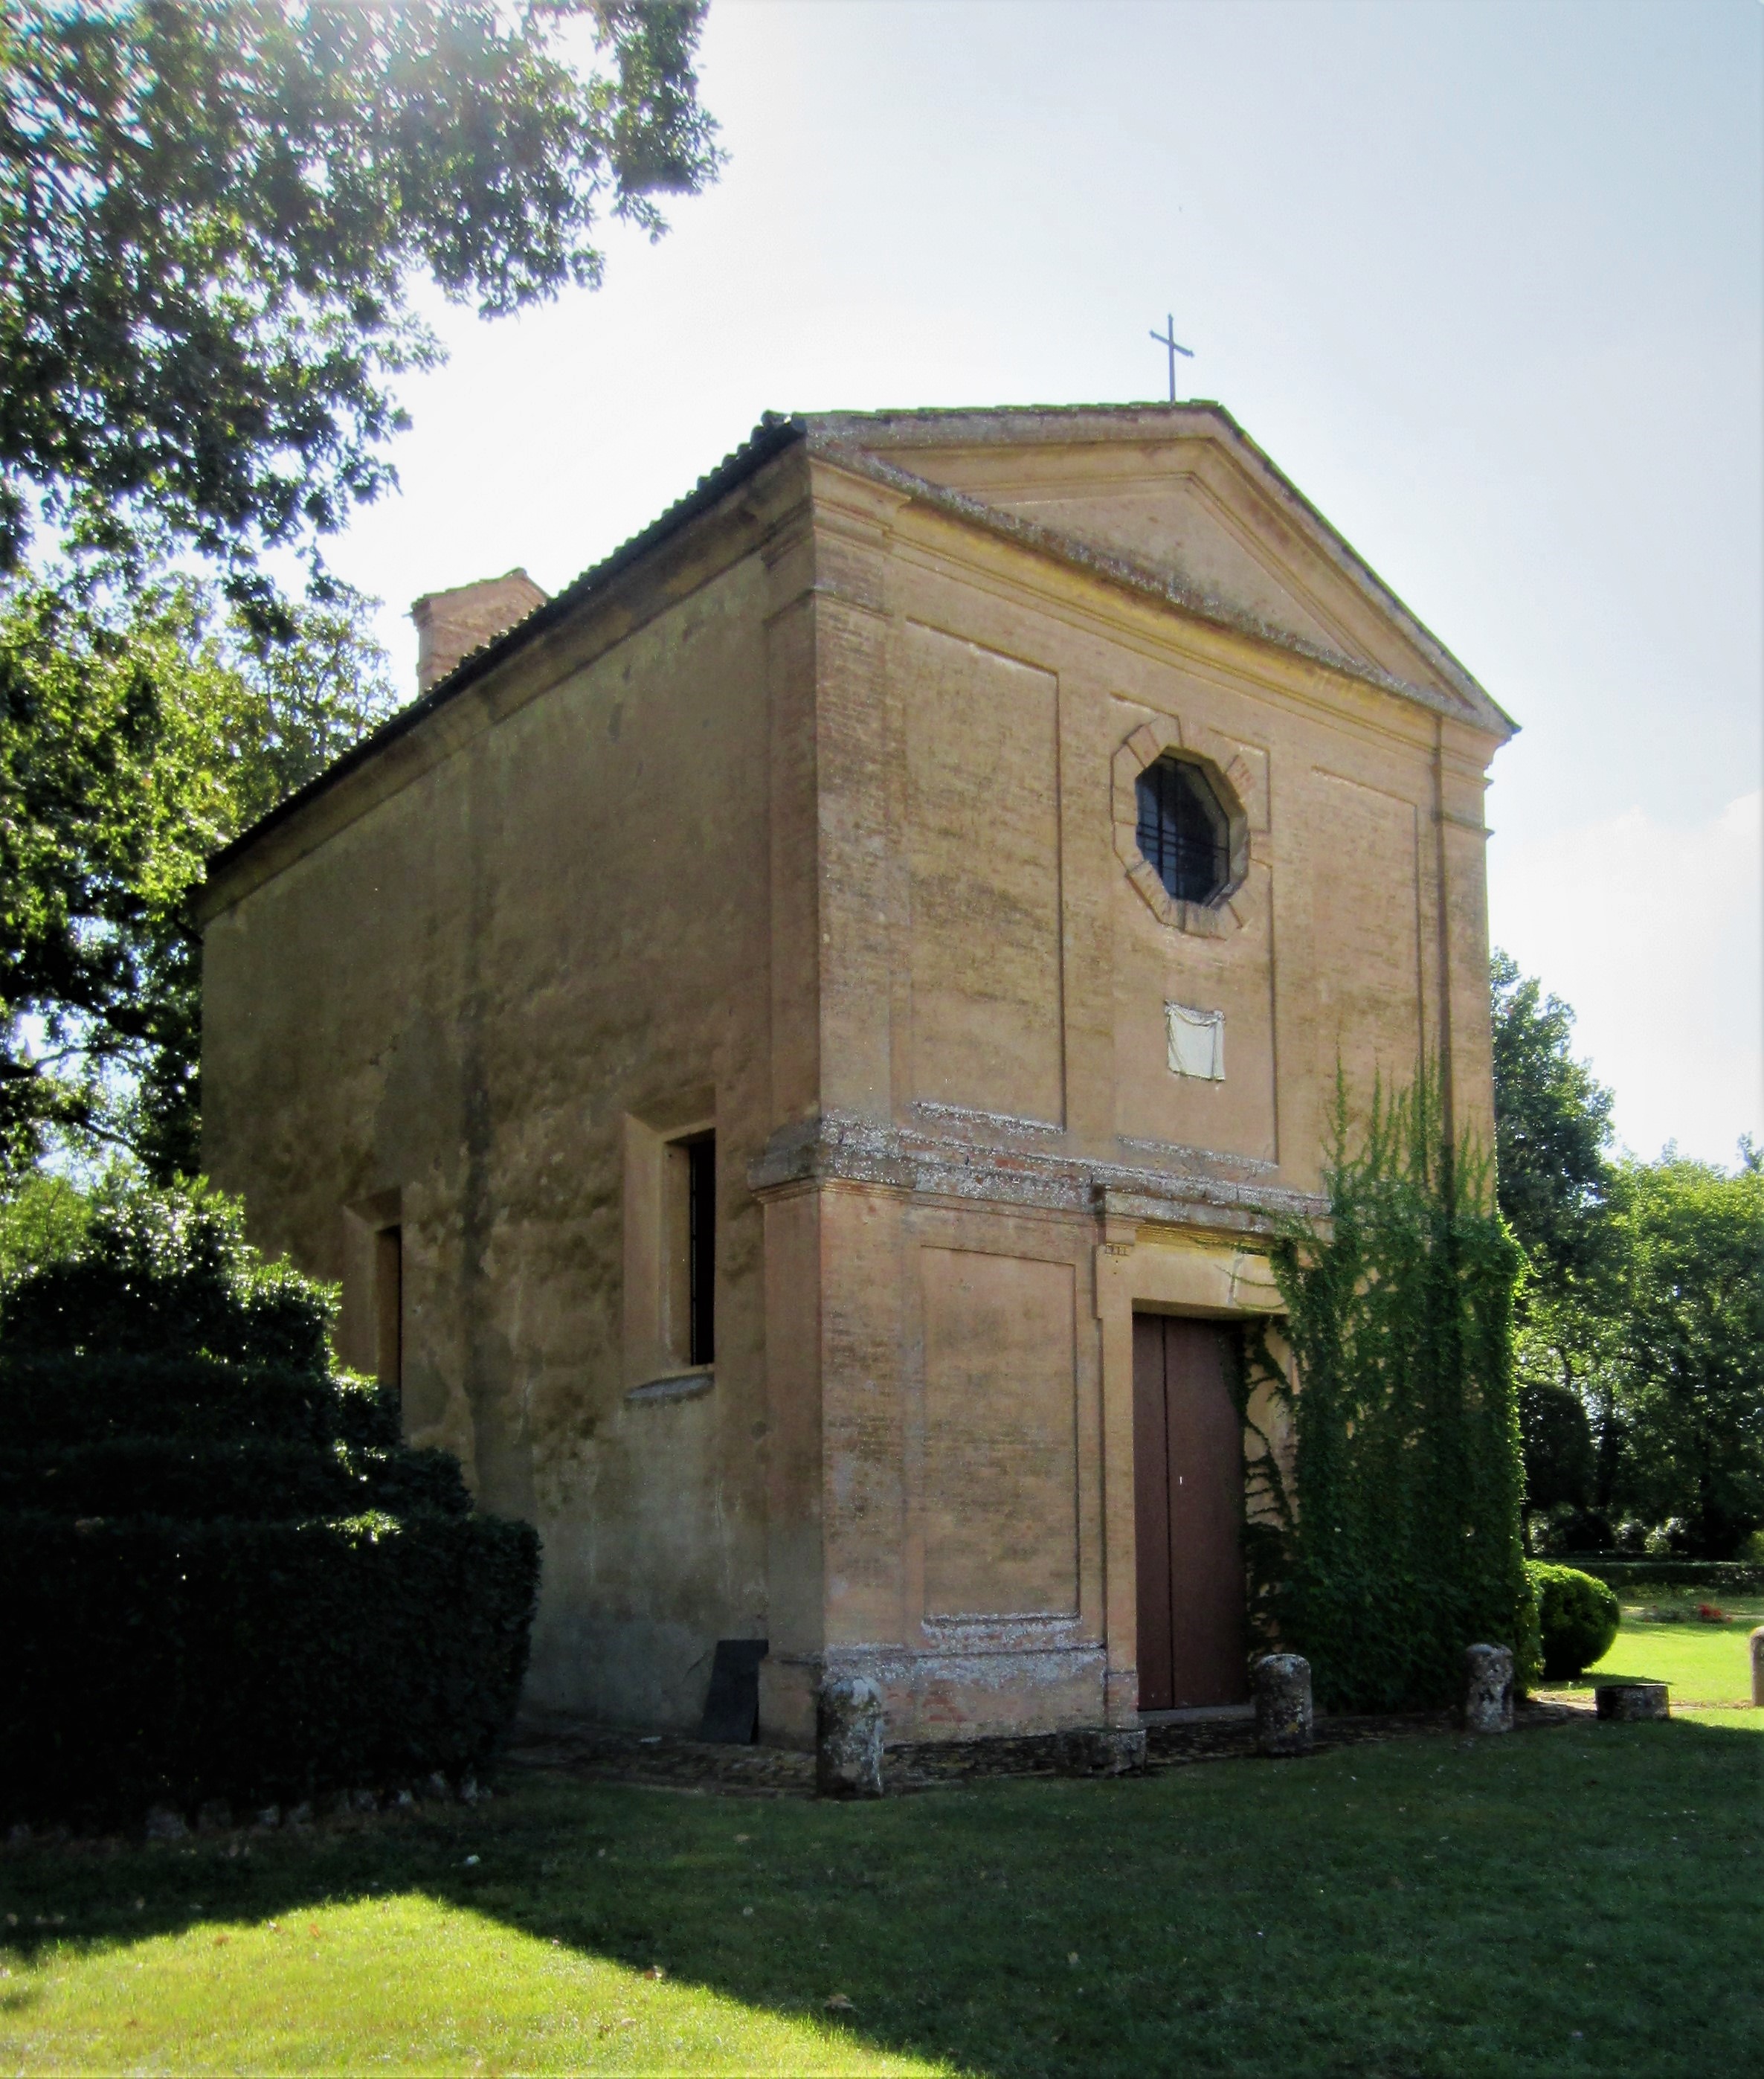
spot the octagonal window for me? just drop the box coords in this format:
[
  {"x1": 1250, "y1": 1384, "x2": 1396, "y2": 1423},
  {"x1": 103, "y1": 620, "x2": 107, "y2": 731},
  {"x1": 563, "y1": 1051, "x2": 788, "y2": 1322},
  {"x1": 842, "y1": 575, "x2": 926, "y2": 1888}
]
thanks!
[{"x1": 1135, "y1": 755, "x2": 1230, "y2": 906}]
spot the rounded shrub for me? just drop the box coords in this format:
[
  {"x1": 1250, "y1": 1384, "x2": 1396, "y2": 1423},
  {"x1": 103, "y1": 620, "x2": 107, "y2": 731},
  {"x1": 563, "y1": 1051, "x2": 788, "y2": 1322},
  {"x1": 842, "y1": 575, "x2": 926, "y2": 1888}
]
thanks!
[{"x1": 1527, "y1": 1561, "x2": 1620, "y2": 1679}]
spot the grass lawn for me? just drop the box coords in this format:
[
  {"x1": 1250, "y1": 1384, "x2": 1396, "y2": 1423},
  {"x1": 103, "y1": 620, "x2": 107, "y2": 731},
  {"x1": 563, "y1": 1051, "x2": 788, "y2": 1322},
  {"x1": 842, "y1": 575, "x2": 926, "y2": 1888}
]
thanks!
[
  {"x1": 3, "y1": 1712, "x2": 1760, "y2": 2078},
  {"x1": 1551, "y1": 1594, "x2": 1764, "y2": 1710}
]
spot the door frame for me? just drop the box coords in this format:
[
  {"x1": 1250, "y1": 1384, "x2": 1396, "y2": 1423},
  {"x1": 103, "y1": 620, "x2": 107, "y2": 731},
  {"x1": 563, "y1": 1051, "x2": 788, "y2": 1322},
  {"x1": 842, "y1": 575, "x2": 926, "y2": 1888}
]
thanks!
[{"x1": 1092, "y1": 1220, "x2": 1287, "y2": 1727}]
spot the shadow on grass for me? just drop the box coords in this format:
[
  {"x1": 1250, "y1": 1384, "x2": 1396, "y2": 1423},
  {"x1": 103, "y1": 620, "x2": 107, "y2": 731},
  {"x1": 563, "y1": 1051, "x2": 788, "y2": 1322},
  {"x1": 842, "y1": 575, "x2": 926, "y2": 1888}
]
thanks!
[{"x1": 3, "y1": 1714, "x2": 1762, "y2": 2078}]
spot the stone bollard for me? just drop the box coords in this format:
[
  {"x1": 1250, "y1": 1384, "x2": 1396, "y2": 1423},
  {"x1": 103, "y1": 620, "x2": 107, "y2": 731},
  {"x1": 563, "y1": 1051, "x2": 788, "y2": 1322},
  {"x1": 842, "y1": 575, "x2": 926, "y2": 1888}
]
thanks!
[
  {"x1": 1252, "y1": 1653, "x2": 1313, "y2": 1756},
  {"x1": 1596, "y1": 1681, "x2": 1670, "y2": 1723},
  {"x1": 816, "y1": 1674, "x2": 885, "y2": 1798},
  {"x1": 1751, "y1": 1627, "x2": 1764, "y2": 1709},
  {"x1": 1053, "y1": 1727, "x2": 1148, "y2": 1778},
  {"x1": 1462, "y1": 1643, "x2": 1515, "y2": 1733}
]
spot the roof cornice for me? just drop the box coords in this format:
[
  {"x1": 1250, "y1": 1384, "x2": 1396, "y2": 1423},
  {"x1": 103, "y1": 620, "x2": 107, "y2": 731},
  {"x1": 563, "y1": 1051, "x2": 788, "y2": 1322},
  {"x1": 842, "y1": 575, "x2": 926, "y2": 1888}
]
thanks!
[
  {"x1": 200, "y1": 402, "x2": 1513, "y2": 911},
  {"x1": 804, "y1": 430, "x2": 1508, "y2": 735}
]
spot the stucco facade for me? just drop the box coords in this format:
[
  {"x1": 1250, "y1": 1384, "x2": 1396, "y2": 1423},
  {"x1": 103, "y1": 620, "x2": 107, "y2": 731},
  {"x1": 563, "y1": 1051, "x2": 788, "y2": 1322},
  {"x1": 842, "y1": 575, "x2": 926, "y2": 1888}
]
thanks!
[{"x1": 198, "y1": 405, "x2": 1513, "y2": 1748}]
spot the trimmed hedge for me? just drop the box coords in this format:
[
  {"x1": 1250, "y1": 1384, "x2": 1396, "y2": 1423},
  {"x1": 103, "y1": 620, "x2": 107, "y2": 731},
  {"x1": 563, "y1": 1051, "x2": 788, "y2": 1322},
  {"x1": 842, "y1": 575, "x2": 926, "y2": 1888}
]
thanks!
[
  {"x1": 0, "y1": 1354, "x2": 398, "y2": 1449},
  {"x1": 0, "y1": 1437, "x2": 471, "y2": 1523},
  {"x1": 0, "y1": 1511, "x2": 536, "y2": 1825},
  {"x1": 0, "y1": 1181, "x2": 541, "y2": 1828},
  {"x1": 1528, "y1": 1561, "x2": 1620, "y2": 1680},
  {"x1": 1553, "y1": 1558, "x2": 1764, "y2": 1596}
]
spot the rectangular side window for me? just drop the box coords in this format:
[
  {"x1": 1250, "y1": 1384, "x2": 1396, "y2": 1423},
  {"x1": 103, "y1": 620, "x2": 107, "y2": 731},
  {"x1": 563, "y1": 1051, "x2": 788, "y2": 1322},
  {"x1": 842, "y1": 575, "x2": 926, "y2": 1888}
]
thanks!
[
  {"x1": 375, "y1": 1225, "x2": 402, "y2": 1398},
  {"x1": 687, "y1": 1134, "x2": 715, "y2": 1366}
]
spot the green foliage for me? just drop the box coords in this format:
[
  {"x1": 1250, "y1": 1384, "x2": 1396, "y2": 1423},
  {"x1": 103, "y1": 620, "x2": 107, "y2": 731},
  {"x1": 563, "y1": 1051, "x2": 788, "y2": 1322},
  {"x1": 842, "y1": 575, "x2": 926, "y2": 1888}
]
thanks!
[
  {"x1": 0, "y1": 1166, "x2": 91, "y2": 1279},
  {"x1": 1491, "y1": 954, "x2": 1764, "y2": 1561},
  {"x1": 1526, "y1": 1561, "x2": 1620, "y2": 1679},
  {"x1": 1489, "y1": 950, "x2": 1615, "y2": 1286},
  {"x1": 1517, "y1": 1372, "x2": 1597, "y2": 1516},
  {"x1": 3, "y1": 0, "x2": 719, "y2": 1180},
  {"x1": 1246, "y1": 1070, "x2": 1538, "y2": 1709},
  {"x1": 0, "y1": 1, "x2": 720, "y2": 608},
  {"x1": 1489, "y1": 949, "x2": 1623, "y2": 1541},
  {"x1": 1602, "y1": 1154, "x2": 1764, "y2": 1557},
  {"x1": 0, "y1": 1176, "x2": 539, "y2": 1826},
  {"x1": 1, "y1": 1173, "x2": 333, "y2": 1365},
  {"x1": 0, "y1": 575, "x2": 394, "y2": 1177}
]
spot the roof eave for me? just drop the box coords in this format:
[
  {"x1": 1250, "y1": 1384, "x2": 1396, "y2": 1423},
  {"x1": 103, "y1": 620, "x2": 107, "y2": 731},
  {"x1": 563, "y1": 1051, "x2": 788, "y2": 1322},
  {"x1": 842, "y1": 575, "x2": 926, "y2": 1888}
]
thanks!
[{"x1": 201, "y1": 414, "x2": 808, "y2": 893}]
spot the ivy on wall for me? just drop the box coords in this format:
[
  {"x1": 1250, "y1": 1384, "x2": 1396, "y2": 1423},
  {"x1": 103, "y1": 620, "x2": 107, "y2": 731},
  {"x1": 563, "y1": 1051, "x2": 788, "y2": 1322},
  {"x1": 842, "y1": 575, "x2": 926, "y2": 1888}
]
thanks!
[{"x1": 1244, "y1": 1070, "x2": 1540, "y2": 1711}]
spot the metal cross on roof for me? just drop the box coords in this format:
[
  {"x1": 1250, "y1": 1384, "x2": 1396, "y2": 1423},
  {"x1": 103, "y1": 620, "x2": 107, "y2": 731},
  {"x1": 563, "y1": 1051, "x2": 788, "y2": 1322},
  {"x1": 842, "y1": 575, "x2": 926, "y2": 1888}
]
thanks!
[{"x1": 1150, "y1": 313, "x2": 1194, "y2": 403}]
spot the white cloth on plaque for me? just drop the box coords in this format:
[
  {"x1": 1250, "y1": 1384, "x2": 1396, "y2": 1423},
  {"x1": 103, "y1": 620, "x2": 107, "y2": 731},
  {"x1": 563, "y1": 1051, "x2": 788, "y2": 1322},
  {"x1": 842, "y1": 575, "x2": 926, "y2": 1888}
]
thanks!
[{"x1": 1165, "y1": 1000, "x2": 1225, "y2": 1081}]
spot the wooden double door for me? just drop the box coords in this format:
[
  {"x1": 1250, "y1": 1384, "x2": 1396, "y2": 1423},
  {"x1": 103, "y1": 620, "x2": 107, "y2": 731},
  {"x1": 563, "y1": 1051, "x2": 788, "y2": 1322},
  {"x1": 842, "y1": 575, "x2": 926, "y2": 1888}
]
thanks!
[{"x1": 1132, "y1": 1314, "x2": 1249, "y2": 1712}]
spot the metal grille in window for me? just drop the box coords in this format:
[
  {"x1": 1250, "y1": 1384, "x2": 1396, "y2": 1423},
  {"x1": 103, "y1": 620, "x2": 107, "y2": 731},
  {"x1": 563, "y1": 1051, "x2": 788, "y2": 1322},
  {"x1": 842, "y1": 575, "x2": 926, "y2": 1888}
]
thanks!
[{"x1": 1135, "y1": 756, "x2": 1229, "y2": 905}]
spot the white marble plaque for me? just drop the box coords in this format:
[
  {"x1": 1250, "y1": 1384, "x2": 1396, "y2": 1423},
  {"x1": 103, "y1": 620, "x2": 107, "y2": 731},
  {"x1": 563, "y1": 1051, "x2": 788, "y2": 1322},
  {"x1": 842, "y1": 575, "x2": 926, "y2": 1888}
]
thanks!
[{"x1": 1165, "y1": 1000, "x2": 1225, "y2": 1081}]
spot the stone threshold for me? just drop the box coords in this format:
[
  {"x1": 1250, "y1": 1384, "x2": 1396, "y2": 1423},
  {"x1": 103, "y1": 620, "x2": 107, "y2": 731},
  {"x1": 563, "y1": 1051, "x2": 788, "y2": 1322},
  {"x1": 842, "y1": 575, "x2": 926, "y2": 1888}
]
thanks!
[{"x1": 1138, "y1": 1704, "x2": 1256, "y2": 1726}]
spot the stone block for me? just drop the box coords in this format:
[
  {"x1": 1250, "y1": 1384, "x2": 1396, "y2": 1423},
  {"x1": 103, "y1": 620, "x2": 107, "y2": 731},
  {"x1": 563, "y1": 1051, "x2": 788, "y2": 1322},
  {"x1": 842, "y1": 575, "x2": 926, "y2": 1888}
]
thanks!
[
  {"x1": 1052, "y1": 1727, "x2": 1147, "y2": 1777},
  {"x1": 816, "y1": 1674, "x2": 885, "y2": 1798},
  {"x1": 1461, "y1": 1643, "x2": 1514, "y2": 1733},
  {"x1": 1595, "y1": 1681, "x2": 1669, "y2": 1723},
  {"x1": 1751, "y1": 1627, "x2": 1763, "y2": 1709},
  {"x1": 1252, "y1": 1652, "x2": 1313, "y2": 1755}
]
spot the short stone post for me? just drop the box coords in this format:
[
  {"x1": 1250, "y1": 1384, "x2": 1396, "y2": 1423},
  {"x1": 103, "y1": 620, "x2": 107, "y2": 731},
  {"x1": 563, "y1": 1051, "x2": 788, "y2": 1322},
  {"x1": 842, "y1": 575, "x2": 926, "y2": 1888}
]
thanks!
[
  {"x1": 1751, "y1": 1627, "x2": 1764, "y2": 1709},
  {"x1": 1595, "y1": 1681, "x2": 1670, "y2": 1722},
  {"x1": 1462, "y1": 1643, "x2": 1514, "y2": 1733},
  {"x1": 1252, "y1": 1653, "x2": 1313, "y2": 1756},
  {"x1": 816, "y1": 1674, "x2": 885, "y2": 1798}
]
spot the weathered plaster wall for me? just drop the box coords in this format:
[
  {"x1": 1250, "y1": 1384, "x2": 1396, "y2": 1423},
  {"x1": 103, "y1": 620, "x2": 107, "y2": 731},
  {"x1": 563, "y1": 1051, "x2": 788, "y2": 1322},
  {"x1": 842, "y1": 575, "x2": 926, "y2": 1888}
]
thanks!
[
  {"x1": 202, "y1": 478, "x2": 806, "y2": 1727},
  {"x1": 201, "y1": 417, "x2": 1506, "y2": 1749},
  {"x1": 773, "y1": 449, "x2": 1504, "y2": 1738}
]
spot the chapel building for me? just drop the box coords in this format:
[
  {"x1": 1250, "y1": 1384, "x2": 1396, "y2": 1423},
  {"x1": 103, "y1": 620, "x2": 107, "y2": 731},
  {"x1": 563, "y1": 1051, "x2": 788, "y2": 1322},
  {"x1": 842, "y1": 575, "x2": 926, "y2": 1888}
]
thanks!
[{"x1": 197, "y1": 405, "x2": 1513, "y2": 1748}]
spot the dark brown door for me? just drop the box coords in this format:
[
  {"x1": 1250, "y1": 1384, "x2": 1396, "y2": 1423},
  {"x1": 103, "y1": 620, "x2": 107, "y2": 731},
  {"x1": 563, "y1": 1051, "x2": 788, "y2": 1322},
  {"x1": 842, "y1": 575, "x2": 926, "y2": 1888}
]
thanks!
[{"x1": 1133, "y1": 1314, "x2": 1248, "y2": 1711}]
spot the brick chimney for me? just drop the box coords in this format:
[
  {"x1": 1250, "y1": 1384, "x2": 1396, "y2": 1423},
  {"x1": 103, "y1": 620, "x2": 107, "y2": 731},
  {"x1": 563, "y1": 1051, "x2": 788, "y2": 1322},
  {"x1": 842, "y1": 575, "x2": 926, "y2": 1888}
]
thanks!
[{"x1": 410, "y1": 568, "x2": 548, "y2": 695}]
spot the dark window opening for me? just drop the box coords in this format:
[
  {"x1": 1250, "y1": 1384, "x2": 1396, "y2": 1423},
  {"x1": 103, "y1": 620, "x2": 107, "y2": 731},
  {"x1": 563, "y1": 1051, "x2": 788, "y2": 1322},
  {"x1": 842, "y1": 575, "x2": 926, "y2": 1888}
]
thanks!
[
  {"x1": 1135, "y1": 755, "x2": 1231, "y2": 905},
  {"x1": 686, "y1": 1134, "x2": 715, "y2": 1366}
]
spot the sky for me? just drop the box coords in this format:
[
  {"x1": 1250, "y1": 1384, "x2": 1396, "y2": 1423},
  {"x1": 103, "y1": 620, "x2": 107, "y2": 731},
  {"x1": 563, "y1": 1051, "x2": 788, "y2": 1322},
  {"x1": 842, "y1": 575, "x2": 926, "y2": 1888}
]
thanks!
[{"x1": 323, "y1": 0, "x2": 1763, "y2": 1169}]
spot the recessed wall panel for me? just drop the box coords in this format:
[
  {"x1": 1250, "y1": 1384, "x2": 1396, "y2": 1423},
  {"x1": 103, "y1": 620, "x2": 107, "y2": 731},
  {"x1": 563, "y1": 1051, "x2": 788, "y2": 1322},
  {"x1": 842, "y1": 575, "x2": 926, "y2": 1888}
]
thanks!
[
  {"x1": 903, "y1": 624, "x2": 1063, "y2": 1125},
  {"x1": 920, "y1": 1247, "x2": 1078, "y2": 1618},
  {"x1": 1311, "y1": 771, "x2": 1424, "y2": 1085}
]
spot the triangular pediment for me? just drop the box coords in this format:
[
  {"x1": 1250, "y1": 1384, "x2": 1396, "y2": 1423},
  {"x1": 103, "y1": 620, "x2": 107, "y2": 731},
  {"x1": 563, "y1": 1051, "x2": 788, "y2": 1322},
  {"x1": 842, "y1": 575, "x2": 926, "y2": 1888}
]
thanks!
[{"x1": 805, "y1": 407, "x2": 1507, "y2": 733}]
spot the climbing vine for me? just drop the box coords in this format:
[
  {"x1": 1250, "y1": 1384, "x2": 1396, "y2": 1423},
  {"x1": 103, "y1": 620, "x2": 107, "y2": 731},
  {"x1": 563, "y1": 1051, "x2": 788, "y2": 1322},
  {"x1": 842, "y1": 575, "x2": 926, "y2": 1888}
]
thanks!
[{"x1": 1243, "y1": 1069, "x2": 1539, "y2": 1711}]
